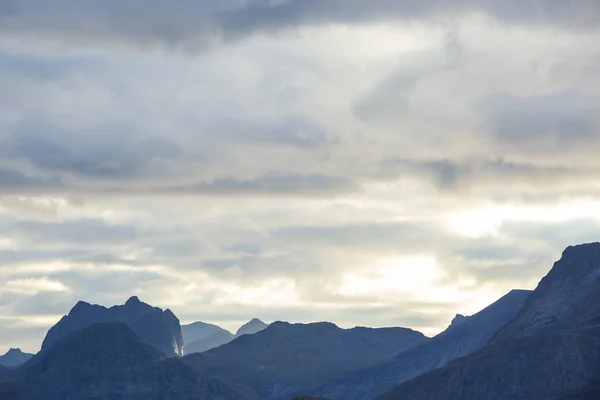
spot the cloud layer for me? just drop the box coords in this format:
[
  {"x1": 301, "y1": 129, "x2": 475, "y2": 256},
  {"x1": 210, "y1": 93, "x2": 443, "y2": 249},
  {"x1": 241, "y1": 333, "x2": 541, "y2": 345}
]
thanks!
[{"x1": 1, "y1": 0, "x2": 600, "y2": 352}]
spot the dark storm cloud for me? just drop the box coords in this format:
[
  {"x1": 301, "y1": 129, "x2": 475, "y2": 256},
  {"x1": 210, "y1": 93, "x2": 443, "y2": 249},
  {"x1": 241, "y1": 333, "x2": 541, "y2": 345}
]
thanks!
[
  {"x1": 1, "y1": 0, "x2": 599, "y2": 48},
  {"x1": 170, "y1": 173, "x2": 357, "y2": 197}
]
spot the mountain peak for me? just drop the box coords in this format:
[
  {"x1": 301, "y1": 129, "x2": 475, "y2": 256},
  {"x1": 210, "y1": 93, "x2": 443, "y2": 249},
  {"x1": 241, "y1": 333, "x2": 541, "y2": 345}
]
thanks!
[
  {"x1": 125, "y1": 295, "x2": 141, "y2": 305},
  {"x1": 6, "y1": 348, "x2": 23, "y2": 355},
  {"x1": 235, "y1": 318, "x2": 268, "y2": 337}
]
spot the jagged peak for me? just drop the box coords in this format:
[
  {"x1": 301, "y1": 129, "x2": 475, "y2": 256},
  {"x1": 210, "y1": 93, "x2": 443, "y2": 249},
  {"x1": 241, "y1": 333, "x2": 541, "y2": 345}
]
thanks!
[{"x1": 450, "y1": 314, "x2": 468, "y2": 327}]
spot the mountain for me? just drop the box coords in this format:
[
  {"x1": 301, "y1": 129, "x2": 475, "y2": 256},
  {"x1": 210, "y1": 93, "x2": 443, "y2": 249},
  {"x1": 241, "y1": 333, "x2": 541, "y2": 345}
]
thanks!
[
  {"x1": 183, "y1": 321, "x2": 428, "y2": 400},
  {"x1": 182, "y1": 321, "x2": 234, "y2": 354},
  {"x1": 42, "y1": 296, "x2": 184, "y2": 356},
  {"x1": 377, "y1": 242, "x2": 600, "y2": 400},
  {"x1": 314, "y1": 289, "x2": 531, "y2": 399},
  {"x1": 0, "y1": 322, "x2": 259, "y2": 400},
  {"x1": 0, "y1": 349, "x2": 34, "y2": 368},
  {"x1": 235, "y1": 318, "x2": 268, "y2": 337}
]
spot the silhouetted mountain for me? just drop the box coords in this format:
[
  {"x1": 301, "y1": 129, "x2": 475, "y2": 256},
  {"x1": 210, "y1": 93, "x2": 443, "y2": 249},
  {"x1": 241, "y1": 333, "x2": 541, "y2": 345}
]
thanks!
[
  {"x1": 377, "y1": 242, "x2": 600, "y2": 400},
  {"x1": 182, "y1": 321, "x2": 234, "y2": 354},
  {"x1": 183, "y1": 321, "x2": 428, "y2": 400},
  {"x1": 235, "y1": 318, "x2": 268, "y2": 337},
  {"x1": 0, "y1": 322, "x2": 259, "y2": 400},
  {"x1": 0, "y1": 349, "x2": 34, "y2": 368},
  {"x1": 42, "y1": 296, "x2": 184, "y2": 356},
  {"x1": 314, "y1": 289, "x2": 530, "y2": 399}
]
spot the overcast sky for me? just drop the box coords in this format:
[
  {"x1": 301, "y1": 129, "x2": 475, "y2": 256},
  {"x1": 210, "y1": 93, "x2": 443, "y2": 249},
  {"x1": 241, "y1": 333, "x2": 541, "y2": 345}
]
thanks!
[{"x1": 1, "y1": 0, "x2": 600, "y2": 353}]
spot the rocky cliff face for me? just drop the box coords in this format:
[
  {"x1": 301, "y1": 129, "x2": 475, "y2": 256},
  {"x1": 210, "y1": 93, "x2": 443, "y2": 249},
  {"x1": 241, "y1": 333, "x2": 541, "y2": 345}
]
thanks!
[
  {"x1": 377, "y1": 242, "x2": 600, "y2": 400},
  {"x1": 42, "y1": 296, "x2": 184, "y2": 356},
  {"x1": 0, "y1": 322, "x2": 259, "y2": 400},
  {"x1": 184, "y1": 321, "x2": 428, "y2": 400},
  {"x1": 315, "y1": 289, "x2": 531, "y2": 400},
  {"x1": 0, "y1": 349, "x2": 34, "y2": 368}
]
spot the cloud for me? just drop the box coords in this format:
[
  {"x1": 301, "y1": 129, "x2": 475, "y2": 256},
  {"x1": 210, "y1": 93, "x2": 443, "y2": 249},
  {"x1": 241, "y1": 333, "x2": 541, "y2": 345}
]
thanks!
[
  {"x1": 2, "y1": 0, "x2": 600, "y2": 354},
  {"x1": 483, "y1": 91, "x2": 600, "y2": 150},
  {"x1": 1, "y1": 0, "x2": 599, "y2": 50},
  {"x1": 2, "y1": 278, "x2": 70, "y2": 295},
  {"x1": 170, "y1": 173, "x2": 357, "y2": 197},
  {"x1": 0, "y1": 168, "x2": 62, "y2": 191}
]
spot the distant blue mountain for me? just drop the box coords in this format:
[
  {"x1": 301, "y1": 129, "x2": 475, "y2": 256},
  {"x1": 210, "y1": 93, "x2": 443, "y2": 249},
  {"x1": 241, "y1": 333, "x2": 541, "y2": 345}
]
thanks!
[{"x1": 182, "y1": 321, "x2": 234, "y2": 354}]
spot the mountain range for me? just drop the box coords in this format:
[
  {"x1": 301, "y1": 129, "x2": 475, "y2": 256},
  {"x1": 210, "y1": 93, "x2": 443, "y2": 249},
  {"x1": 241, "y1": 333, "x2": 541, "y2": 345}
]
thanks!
[
  {"x1": 182, "y1": 318, "x2": 269, "y2": 355},
  {"x1": 376, "y1": 242, "x2": 600, "y2": 400},
  {"x1": 313, "y1": 289, "x2": 531, "y2": 399},
  {"x1": 0, "y1": 242, "x2": 599, "y2": 400},
  {"x1": 0, "y1": 322, "x2": 259, "y2": 400},
  {"x1": 183, "y1": 321, "x2": 428, "y2": 400}
]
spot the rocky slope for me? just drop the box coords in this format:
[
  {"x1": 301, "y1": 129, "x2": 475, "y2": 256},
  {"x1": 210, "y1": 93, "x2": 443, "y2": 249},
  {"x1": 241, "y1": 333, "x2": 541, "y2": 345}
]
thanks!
[
  {"x1": 42, "y1": 296, "x2": 184, "y2": 356},
  {"x1": 183, "y1": 321, "x2": 428, "y2": 400},
  {"x1": 0, "y1": 322, "x2": 259, "y2": 400},
  {"x1": 182, "y1": 321, "x2": 235, "y2": 354},
  {"x1": 0, "y1": 349, "x2": 34, "y2": 368},
  {"x1": 314, "y1": 289, "x2": 531, "y2": 399},
  {"x1": 377, "y1": 242, "x2": 600, "y2": 400}
]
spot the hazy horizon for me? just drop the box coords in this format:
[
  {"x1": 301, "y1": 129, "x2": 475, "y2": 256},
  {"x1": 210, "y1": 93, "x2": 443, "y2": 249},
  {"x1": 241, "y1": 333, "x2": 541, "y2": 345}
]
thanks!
[{"x1": 2, "y1": 0, "x2": 600, "y2": 354}]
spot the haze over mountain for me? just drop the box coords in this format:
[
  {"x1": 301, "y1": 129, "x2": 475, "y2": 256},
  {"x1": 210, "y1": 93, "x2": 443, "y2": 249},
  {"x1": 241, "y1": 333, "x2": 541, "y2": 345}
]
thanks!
[
  {"x1": 182, "y1": 321, "x2": 235, "y2": 355},
  {"x1": 0, "y1": 349, "x2": 34, "y2": 369},
  {"x1": 42, "y1": 296, "x2": 184, "y2": 357},
  {"x1": 377, "y1": 242, "x2": 600, "y2": 400},
  {"x1": 183, "y1": 321, "x2": 428, "y2": 400}
]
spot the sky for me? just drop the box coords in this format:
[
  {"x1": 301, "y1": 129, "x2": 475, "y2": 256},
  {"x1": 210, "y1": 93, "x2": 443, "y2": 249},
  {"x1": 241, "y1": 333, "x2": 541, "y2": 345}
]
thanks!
[{"x1": 1, "y1": 0, "x2": 600, "y2": 353}]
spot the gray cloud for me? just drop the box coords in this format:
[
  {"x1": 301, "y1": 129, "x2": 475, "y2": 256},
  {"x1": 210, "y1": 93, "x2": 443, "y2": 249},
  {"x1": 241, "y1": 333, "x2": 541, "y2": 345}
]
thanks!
[
  {"x1": 1, "y1": 0, "x2": 599, "y2": 49},
  {"x1": 5, "y1": 218, "x2": 136, "y2": 246},
  {"x1": 0, "y1": 168, "x2": 62, "y2": 191},
  {"x1": 483, "y1": 91, "x2": 600, "y2": 150},
  {"x1": 170, "y1": 173, "x2": 357, "y2": 197},
  {"x1": 2, "y1": 0, "x2": 600, "y2": 354},
  {"x1": 1, "y1": 128, "x2": 182, "y2": 179}
]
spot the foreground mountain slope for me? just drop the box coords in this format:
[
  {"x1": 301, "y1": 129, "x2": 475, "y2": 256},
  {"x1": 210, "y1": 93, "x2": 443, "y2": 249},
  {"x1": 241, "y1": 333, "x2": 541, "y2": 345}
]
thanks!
[
  {"x1": 183, "y1": 321, "x2": 428, "y2": 400},
  {"x1": 0, "y1": 322, "x2": 258, "y2": 400},
  {"x1": 0, "y1": 349, "x2": 34, "y2": 368},
  {"x1": 42, "y1": 296, "x2": 184, "y2": 356},
  {"x1": 315, "y1": 289, "x2": 530, "y2": 400},
  {"x1": 378, "y1": 242, "x2": 600, "y2": 400}
]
